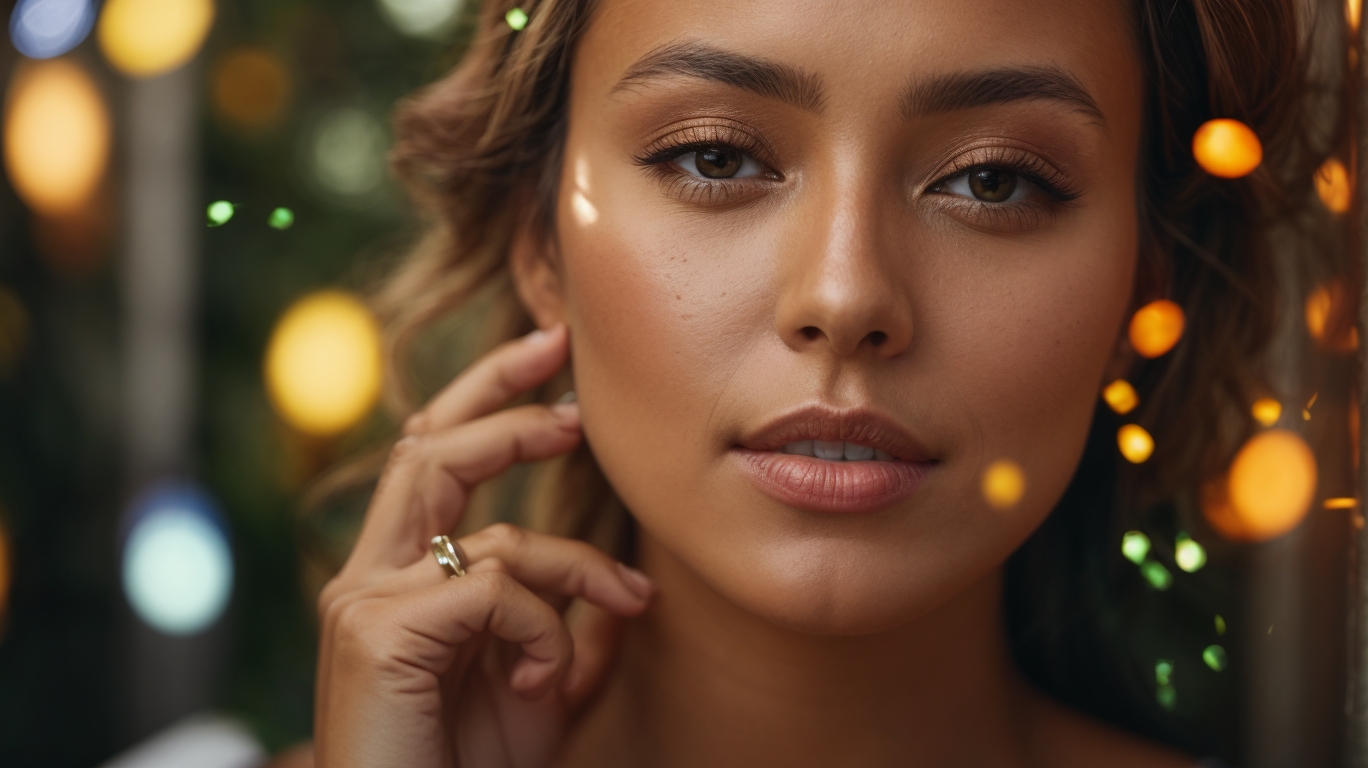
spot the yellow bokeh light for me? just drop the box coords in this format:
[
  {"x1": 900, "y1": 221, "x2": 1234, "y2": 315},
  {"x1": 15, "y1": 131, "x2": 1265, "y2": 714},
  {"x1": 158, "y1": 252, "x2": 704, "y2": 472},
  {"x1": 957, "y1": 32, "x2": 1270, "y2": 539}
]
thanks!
[
  {"x1": 1350, "y1": 0, "x2": 1362, "y2": 32},
  {"x1": 1226, "y1": 430, "x2": 1317, "y2": 542},
  {"x1": 3, "y1": 60, "x2": 110, "y2": 216},
  {"x1": 1118, "y1": 424, "x2": 1154, "y2": 464},
  {"x1": 265, "y1": 291, "x2": 382, "y2": 437},
  {"x1": 1315, "y1": 158, "x2": 1352, "y2": 214},
  {"x1": 1192, "y1": 119, "x2": 1262, "y2": 179},
  {"x1": 1251, "y1": 397, "x2": 1282, "y2": 427},
  {"x1": 981, "y1": 459, "x2": 1025, "y2": 510},
  {"x1": 212, "y1": 47, "x2": 290, "y2": 129},
  {"x1": 1129, "y1": 299, "x2": 1185, "y2": 358},
  {"x1": 1325, "y1": 497, "x2": 1358, "y2": 510},
  {"x1": 98, "y1": 0, "x2": 215, "y2": 78},
  {"x1": 1305, "y1": 282, "x2": 1358, "y2": 353},
  {"x1": 1102, "y1": 379, "x2": 1139, "y2": 415}
]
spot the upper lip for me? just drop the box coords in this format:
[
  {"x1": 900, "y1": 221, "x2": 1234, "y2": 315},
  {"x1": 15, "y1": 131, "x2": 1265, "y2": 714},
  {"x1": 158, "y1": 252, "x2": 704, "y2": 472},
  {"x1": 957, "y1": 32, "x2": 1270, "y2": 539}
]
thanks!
[{"x1": 736, "y1": 404, "x2": 936, "y2": 462}]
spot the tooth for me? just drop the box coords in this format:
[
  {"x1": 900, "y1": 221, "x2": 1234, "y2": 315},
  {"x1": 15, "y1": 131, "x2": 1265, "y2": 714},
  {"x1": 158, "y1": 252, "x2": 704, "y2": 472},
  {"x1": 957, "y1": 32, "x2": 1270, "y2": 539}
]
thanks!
[
  {"x1": 844, "y1": 442, "x2": 874, "y2": 461},
  {"x1": 783, "y1": 440, "x2": 814, "y2": 457},
  {"x1": 874, "y1": 449, "x2": 895, "y2": 461},
  {"x1": 814, "y1": 440, "x2": 845, "y2": 461}
]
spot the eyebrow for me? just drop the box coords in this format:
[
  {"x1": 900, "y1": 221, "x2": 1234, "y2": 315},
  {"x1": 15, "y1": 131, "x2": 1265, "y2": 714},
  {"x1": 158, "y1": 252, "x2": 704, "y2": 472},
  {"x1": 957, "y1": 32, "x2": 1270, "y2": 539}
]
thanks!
[
  {"x1": 612, "y1": 41, "x2": 826, "y2": 113},
  {"x1": 900, "y1": 66, "x2": 1105, "y2": 124}
]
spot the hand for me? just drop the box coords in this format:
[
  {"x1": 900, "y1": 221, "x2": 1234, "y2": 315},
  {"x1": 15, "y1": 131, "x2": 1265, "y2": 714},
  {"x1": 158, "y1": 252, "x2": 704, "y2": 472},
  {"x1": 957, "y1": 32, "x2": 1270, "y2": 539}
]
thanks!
[{"x1": 314, "y1": 324, "x2": 653, "y2": 768}]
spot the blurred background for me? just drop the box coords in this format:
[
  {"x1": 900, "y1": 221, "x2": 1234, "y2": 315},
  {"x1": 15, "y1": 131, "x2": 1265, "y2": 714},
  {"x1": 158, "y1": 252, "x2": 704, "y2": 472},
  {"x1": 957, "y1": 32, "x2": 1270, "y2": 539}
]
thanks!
[{"x1": 0, "y1": 0, "x2": 1363, "y2": 766}]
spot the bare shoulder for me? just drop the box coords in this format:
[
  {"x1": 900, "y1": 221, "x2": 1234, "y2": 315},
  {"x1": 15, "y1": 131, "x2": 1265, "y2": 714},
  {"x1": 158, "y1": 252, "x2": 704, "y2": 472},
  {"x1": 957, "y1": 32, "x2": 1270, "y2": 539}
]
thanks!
[{"x1": 1022, "y1": 690, "x2": 1197, "y2": 768}]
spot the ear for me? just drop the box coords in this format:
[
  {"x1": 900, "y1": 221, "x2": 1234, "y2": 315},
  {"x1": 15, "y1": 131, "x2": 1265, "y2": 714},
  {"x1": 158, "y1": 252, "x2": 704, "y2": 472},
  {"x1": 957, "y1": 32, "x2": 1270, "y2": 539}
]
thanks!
[{"x1": 510, "y1": 214, "x2": 568, "y2": 330}]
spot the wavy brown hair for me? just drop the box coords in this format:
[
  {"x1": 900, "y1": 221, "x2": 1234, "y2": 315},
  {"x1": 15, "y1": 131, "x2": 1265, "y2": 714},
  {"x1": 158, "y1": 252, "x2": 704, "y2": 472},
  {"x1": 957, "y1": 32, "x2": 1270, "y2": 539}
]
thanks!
[{"x1": 316, "y1": 0, "x2": 1337, "y2": 755}]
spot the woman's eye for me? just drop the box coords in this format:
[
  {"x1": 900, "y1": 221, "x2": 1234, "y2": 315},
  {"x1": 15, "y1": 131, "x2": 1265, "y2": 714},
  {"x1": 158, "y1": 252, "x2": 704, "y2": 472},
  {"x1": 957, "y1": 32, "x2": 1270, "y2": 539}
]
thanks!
[
  {"x1": 672, "y1": 147, "x2": 766, "y2": 180},
  {"x1": 941, "y1": 167, "x2": 1037, "y2": 203}
]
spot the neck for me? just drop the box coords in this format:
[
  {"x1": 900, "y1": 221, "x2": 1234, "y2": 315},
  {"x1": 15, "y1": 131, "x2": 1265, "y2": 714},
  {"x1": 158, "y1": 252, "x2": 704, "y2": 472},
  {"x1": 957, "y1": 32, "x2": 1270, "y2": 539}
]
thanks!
[{"x1": 568, "y1": 530, "x2": 1038, "y2": 768}]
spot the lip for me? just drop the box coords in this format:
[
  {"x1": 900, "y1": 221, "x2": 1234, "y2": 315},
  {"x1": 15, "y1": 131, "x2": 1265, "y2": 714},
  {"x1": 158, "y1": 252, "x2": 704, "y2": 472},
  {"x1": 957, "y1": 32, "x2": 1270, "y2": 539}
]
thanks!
[{"x1": 731, "y1": 405, "x2": 938, "y2": 514}]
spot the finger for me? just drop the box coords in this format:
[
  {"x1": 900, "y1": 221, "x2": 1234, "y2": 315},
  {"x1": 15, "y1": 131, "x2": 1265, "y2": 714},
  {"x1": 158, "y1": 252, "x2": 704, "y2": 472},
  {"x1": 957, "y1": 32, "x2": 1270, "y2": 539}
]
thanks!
[
  {"x1": 460, "y1": 524, "x2": 654, "y2": 616},
  {"x1": 561, "y1": 600, "x2": 626, "y2": 708},
  {"x1": 348, "y1": 404, "x2": 582, "y2": 574},
  {"x1": 404, "y1": 324, "x2": 568, "y2": 436},
  {"x1": 334, "y1": 571, "x2": 575, "y2": 699}
]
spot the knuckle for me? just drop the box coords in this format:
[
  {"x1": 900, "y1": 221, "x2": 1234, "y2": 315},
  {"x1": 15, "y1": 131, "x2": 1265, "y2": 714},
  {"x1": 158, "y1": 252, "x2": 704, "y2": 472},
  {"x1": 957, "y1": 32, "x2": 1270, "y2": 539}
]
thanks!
[
  {"x1": 402, "y1": 411, "x2": 430, "y2": 437},
  {"x1": 481, "y1": 557, "x2": 510, "y2": 576},
  {"x1": 483, "y1": 522, "x2": 526, "y2": 551},
  {"x1": 470, "y1": 571, "x2": 515, "y2": 603},
  {"x1": 388, "y1": 435, "x2": 424, "y2": 464}
]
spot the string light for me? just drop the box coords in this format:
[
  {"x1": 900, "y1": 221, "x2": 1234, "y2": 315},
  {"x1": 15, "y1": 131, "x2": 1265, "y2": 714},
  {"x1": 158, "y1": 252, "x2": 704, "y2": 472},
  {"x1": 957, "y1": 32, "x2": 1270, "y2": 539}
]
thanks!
[
  {"x1": 1325, "y1": 497, "x2": 1359, "y2": 510},
  {"x1": 1251, "y1": 397, "x2": 1282, "y2": 427},
  {"x1": 1226, "y1": 430, "x2": 1317, "y2": 541},
  {"x1": 1128, "y1": 299, "x2": 1185, "y2": 358},
  {"x1": 1215, "y1": 614, "x2": 1226, "y2": 635},
  {"x1": 1102, "y1": 379, "x2": 1139, "y2": 415},
  {"x1": 1350, "y1": 0, "x2": 1362, "y2": 33},
  {"x1": 3, "y1": 59, "x2": 110, "y2": 216},
  {"x1": 1203, "y1": 645, "x2": 1228, "y2": 672},
  {"x1": 206, "y1": 200, "x2": 235, "y2": 226},
  {"x1": 1155, "y1": 659, "x2": 1176, "y2": 710},
  {"x1": 1315, "y1": 158, "x2": 1352, "y2": 214},
  {"x1": 265, "y1": 290, "x2": 383, "y2": 436},
  {"x1": 211, "y1": 47, "x2": 290, "y2": 130},
  {"x1": 9, "y1": 0, "x2": 96, "y2": 59},
  {"x1": 1117, "y1": 424, "x2": 1154, "y2": 464},
  {"x1": 505, "y1": 7, "x2": 528, "y2": 30},
  {"x1": 122, "y1": 485, "x2": 233, "y2": 636},
  {"x1": 268, "y1": 207, "x2": 295, "y2": 230},
  {"x1": 377, "y1": 0, "x2": 463, "y2": 37},
  {"x1": 1141, "y1": 560, "x2": 1173, "y2": 590},
  {"x1": 1192, "y1": 118, "x2": 1262, "y2": 179},
  {"x1": 310, "y1": 108, "x2": 387, "y2": 198},
  {"x1": 980, "y1": 459, "x2": 1025, "y2": 510},
  {"x1": 97, "y1": 0, "x2": 214, "y2": 78},
  {"x1": 1174, "y1": 533, "x2": 1207, "y2": 573},
  {"x1": 1121, "y1": 531, "x2": 1151, "y2": 564},
  {"x1": 1305, "y1": 282, "x2": 1358, "y2": 352}
]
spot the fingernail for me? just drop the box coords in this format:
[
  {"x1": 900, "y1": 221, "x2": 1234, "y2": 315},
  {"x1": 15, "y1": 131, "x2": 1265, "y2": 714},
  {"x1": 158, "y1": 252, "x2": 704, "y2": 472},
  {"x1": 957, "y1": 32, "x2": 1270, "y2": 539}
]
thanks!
[
  {"x1": 616, "y1": 562, "x2": 654, "y2": 599},
  {"x1": 525, "y1": 328, "x2": 549, "y2": 344},
  {"x1": 551, "y1": 401, "x2": 580, "y2": 420},
  {"x1": 556, "y1": 390, "x2": 577, "y2": 405}
]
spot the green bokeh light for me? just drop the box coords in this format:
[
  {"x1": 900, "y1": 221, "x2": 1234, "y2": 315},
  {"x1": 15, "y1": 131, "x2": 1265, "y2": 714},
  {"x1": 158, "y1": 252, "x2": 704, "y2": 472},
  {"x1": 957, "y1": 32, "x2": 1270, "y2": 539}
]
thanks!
[
  {"x1": 1156, "y1": 683, "x2": 1176, "y2": 710},
  {"x1": 1140, "y1": 559, "x2": 1172, "y2": 590},
  {"x1": 1203, "y1": 644, "x2": 1228, "y2": 671},
  {"x1": 505, "y1": 7, "x2": 528, "y2": 30},
  {"x1": 1174, "y1": 532, "x2": 1207, "y2": 573},
  {"x1": 1215, "y1": 614, "x2": 1227, "y2": 635},
  {"x1": 268, "y1": 207, "x2": 295, "y2": 230},
  {"x1": 1121, "y1": 530, "x2": 1150, "y2": 564},
  {"x1": 207, "y1": 200, "x2": 235, "y2": 226},
  {"x1": 1155, "y1": 659, "x2": 1173, "y2": 685}
]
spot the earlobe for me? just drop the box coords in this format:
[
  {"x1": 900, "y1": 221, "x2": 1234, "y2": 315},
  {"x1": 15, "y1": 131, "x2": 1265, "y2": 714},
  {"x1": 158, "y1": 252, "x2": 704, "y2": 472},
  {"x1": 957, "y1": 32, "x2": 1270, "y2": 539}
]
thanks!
[{"x1": 510, "y1": 216, "x2": 568, "y2": 330}]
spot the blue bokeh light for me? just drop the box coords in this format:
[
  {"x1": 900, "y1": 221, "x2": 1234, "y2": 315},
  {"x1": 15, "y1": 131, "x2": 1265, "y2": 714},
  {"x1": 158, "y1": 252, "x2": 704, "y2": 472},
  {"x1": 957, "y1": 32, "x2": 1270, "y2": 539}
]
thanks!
[
  {"x1": 121, "y1": 484, "x2": 234, "y2": 637},
  {"x1": 9, "y1": 0, "x2": 96, "y2": 60}
]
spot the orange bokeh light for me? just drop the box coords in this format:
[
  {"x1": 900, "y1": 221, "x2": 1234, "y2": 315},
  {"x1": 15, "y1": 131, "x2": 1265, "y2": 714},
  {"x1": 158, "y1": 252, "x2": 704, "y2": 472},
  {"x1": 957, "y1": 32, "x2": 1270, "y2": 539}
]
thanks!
[
  {"x1": 1102, "y1": 379, "x2": 1139, "y2": 415},
  {"x1": 1192, "y1": 119, "x2": 1262, "y2": 179},
  {"x1": 1118, "y1": 424, "x2": 1154, "y2": 464},
  {"x1": 3, "y1": 60, "x2": 110, "y2": 216},
  {"x1": 1251, "y1": 397, "x2": 1282, "y2": 427},
  {"x1": 1129, "y1": 299, "x2": 1185, "y2": 358},
  {"x1": 1305, "y1": 281, "x2": 1358, "y2": 353},
  {"x1": 981, "y1": 459, "x2": 1026, "y2": 510},
  {"x1": 212, "y1": 47, "x2": 291, "y2": 130},
  {"x1": 1315, "y1": 158, "x2": 1352, "y2": 214},
  {"x1": 1350, "y1": 0, "x2": 1362, "y2": 33},
  {"x1": 1218, "y1": 430, "x2": 1317, "y2": 542}
]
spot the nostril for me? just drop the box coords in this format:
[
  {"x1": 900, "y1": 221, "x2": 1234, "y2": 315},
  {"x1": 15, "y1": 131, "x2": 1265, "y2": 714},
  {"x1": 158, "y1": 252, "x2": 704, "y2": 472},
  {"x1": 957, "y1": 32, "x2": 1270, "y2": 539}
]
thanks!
[
  {"x1": 867, "y1": 331, "x2": 888, "y2": 347},
  {"x1": 800, "y1": 326, "x2": 821, "y2": 341}
]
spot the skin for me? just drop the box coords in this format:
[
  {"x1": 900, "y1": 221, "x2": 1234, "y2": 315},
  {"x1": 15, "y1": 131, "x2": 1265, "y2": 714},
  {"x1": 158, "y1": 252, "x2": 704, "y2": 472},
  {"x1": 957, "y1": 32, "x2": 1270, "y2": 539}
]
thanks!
[{"x1": 312, "y1": 0, "x2": 1192, "y2": 766}]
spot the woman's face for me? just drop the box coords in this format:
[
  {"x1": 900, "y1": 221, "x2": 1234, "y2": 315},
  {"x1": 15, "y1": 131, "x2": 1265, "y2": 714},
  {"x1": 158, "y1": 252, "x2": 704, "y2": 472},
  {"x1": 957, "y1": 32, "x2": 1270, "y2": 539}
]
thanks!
[{"x1": 536, "y1": 0, "x2": 1142, "y2": 633}]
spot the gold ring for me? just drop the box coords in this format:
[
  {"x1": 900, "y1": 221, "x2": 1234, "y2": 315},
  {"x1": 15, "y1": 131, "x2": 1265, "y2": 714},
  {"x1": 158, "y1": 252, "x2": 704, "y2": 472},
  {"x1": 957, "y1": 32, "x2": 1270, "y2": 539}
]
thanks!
[{"x1": 431, "y1": 535, "x2": 469, "y2": 578}]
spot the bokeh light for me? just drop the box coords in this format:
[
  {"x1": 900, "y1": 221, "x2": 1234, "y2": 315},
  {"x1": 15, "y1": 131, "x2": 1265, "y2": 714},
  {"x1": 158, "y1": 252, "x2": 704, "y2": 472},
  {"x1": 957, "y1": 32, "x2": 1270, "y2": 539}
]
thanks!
[
  {"x1": 1174, "y1": 533, "x2": 1207, "y2": 573},
  {"x1": 310, "y1": 107, "x2": 387, "y2": 198},
  {"x1": 9, "y1": 0, "x2": 96, "y2": 59},
  {"x1": 1102, "y1": 379, "x2": 1139, "y2": 415},
  {"x1": 0, "y1": 286, "x2": 30, "y2": 375},
  {"x1": 1305, "y1": 281, "x2": 1358, "y2": 353},
  {"x1": 97, "y1": 0, "x2": 214, "y2": 78},
  {"x1": 1325, "y1": 497, "x2": 1358, "y2": 510},
  {"x1": 207, "y1": 200, "x2": 235, "y2": 226},
  {"x1": 1128, "y1": 299, "x2": 1185, "y2": 358},
  {"x1": 980, "y1": 458, "x2": 1025, "y2": 510},
  {"x1": 1251, "y1": 397, "x2": 1282, "y2": 427},
  {"x1": 4, "y1": 59, "x2": 110, "y2": 216},
  {"x1": 1215, "y1": 614, "x2": 1226, "y2": 635},
  {"x1": 1121, "y1": 530, "x2": 1150, "y2": 564},
  {"x1": 268, "y1": 207, "x2": 295, "y2": 230},
  {"x1": 1192, "y1": 118, "x2": 1262, "y2": 179},
  {"x1": 1203, "y1": 644, "x2": 1228, "y2": 672},
  {"x1": 1142, "y1": 560, "x2": 1172, "y2": 590},
  {"x1": 505, "y1": 7, "x2": 528, "y2": 30},
  {"x1": 1155, "y1": 659, "x2": 1176, "y2": 710},
  {"x1": 122, "y1": 485, "x2": 233, "y2": 636},
  {"x1": 1225, "y1": 430, "x2": 1317, "y2": 542},
  {"x1": 265, "y1": 290, "x2": 383, "y2": 437},
  {"x1": 1351, "y1": 0, "x2": 1362, "y2": 32},
  {"x1": 377, "y1": 0, "x2": 463, "y2": 37},
  {"x1": 211, "y1": 47, "x2": 290, "y2": 130},
  {"x1": 1315, "y1": 157, "x2": 1352, "y2": 214},
  {"x1": 1117, "y1": 424, "x2": 1154, "y2": 464}
]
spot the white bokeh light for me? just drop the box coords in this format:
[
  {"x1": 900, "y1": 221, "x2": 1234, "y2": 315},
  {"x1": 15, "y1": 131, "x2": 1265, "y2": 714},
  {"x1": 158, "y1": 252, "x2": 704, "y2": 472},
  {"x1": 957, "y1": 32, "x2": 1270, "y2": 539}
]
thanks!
[
  {"x1": 122, "y1": 499, "x2": 233, "y2": 637},
  {"x1": 310, "y1": 107, "x2": 387, "y2": 198},
  {"x1": 9, "y1": 0, "x2": 96, "y2": 59},
  {"x1": 377, "y1": 0, "x2": 463, "y2": 38}
]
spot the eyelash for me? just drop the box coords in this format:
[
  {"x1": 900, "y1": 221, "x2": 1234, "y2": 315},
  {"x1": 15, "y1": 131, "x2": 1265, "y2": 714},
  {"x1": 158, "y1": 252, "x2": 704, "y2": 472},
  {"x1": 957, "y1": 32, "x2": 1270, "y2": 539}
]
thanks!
[
  {"x1": 633, "y1": 123, "x2": 778, "y2": 206},
  {"x1": 926, "y1": 146, "x2": 1081, "y2": 230}
]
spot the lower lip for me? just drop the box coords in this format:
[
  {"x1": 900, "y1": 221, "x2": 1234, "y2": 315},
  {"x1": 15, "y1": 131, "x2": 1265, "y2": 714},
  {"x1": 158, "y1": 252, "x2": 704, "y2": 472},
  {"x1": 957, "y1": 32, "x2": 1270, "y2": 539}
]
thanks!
[{"x1": 732, "y1": 449, "x2": 935, "y2": 514}]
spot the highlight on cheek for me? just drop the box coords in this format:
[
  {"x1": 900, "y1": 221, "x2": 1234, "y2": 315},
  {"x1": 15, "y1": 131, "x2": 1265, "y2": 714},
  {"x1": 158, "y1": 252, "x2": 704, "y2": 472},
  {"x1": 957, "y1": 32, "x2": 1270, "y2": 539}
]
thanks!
[
  {"x1": 1102, "y1": 379, "x2": 1139, "y2": 415},
  {"x1": 1251, "y1": 397, "x2": 1282, "y2": 427},
  {"x1": 980, "y1": 459, "x2": 1025, "y2": 510},
  {"x1": 1128, "y1": 299, "x2": 1185, "y2": 358},
  {"x1": 1117, "y1": 424, "x2": 1154, "y2": 464},
  {"x1": 570, "y1": 154, "x2": 599, "y2": 226},
  {"x1": 1192, "y1": 118, "x2": 1262, "y2": 179}
]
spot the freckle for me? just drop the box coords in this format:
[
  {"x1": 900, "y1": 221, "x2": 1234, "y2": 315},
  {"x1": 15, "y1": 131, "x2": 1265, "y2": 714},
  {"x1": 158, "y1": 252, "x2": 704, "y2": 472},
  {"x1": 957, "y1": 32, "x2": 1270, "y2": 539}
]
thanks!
[
  {"x1": 681, "y1": 314, "x2": 692, "y2": 319},
  {"x1": 676, "y1": 294, "x2": 682, "y2": 300}
]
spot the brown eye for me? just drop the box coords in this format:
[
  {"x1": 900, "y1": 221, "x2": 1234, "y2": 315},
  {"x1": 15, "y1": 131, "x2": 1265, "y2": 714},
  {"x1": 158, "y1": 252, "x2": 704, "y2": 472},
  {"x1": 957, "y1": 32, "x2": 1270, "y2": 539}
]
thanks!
[
  {"x1": 695, "y1": 148, "x2": 743, "y2": 178},
  {"x1": 967, "y1": 168, "x2": 1018, "y2": 202}
]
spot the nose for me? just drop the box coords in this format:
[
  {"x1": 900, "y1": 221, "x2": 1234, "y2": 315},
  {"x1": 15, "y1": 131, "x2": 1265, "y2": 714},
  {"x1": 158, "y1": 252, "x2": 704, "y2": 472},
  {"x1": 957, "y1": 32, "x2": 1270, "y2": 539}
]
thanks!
[{"x1": 774, "y1": 186, "x2": 914, "y2": 359}]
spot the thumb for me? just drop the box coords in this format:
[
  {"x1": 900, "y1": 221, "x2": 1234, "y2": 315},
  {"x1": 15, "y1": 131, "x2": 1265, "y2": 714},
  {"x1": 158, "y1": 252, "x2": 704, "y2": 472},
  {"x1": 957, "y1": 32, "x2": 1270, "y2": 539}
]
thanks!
[{"x1": 560, "y1": 599, "x2": 628, "y2": 708}]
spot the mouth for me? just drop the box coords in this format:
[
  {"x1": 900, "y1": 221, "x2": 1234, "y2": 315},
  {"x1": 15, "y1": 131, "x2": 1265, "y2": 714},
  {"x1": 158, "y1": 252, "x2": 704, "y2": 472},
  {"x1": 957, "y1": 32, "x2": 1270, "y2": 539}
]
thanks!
[{"x1": 731, "y1": 405, "x2": 938, "y2": 514}]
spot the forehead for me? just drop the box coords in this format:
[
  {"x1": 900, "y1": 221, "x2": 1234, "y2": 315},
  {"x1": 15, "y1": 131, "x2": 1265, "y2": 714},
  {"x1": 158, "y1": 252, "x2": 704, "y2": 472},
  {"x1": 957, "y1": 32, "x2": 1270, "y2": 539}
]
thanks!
[{"x1": 575, "y1": 0, "x2": 1140, "y2": 120}]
